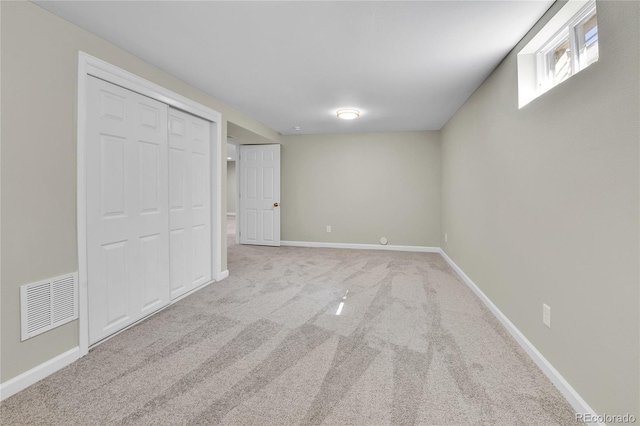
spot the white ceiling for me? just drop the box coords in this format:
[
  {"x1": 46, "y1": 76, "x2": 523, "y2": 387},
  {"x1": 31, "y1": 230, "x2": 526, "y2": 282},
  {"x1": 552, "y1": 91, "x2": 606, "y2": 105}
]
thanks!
[{"x1": 35, "y1": 1, "x2": 553, "y2": 135}]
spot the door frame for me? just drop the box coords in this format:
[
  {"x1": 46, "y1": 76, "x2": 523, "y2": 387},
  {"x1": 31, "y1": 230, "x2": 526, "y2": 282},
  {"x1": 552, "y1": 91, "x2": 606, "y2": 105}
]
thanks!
[
  {"x1": 76, "y1": 52, "x2": 225, "y2": 356},
  {"x1": 235, "y1": 143, "x2": 241, "y2": 245}
]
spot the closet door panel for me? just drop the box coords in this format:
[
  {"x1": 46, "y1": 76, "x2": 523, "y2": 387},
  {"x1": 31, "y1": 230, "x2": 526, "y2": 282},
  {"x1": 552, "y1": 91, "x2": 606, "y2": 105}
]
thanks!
[
  {"x1": 86, "y1": 76, "x2": 170, "y2": 344},
  {"x1": 169, "y1": 108, "x2": 211, "y2": 299}
]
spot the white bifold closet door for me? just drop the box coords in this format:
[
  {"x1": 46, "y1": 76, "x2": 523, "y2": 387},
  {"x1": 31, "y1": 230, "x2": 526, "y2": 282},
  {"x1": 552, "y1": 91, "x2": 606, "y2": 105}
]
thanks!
[
  {"x1": 168, "y1": 108, "x2": 212, "y2": 299},
  {"x1": 86, "y1": 76, "x2": 171, "y2": 344}
]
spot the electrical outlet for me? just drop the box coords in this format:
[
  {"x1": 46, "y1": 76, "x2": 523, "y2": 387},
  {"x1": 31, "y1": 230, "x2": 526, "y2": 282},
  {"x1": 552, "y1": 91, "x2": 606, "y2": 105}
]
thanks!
[
  {"x1": 445, "y1": 233, "x2": 448, "y2": 243},
  {"x1": 326, "y1": 225, "x2": 331, "y2": 233},
  {"x1": 543, "y1": 303, "x2": 551, "y2": 328}
]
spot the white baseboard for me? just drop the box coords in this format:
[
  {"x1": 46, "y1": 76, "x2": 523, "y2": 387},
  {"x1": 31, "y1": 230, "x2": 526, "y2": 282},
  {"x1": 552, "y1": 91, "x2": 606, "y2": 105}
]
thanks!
[
  {"x1": 216, "y1": 269, "x2": 229, "y2": 280},
  {"x1": 281, "y1": 240, "x2": 440, "y2": 253},
  {"x1": 438, "y1": 248, "x2": 602, "y2": 426},
  {"x1": 0, "y1": 347, "x2": 80, "y2": 401}
]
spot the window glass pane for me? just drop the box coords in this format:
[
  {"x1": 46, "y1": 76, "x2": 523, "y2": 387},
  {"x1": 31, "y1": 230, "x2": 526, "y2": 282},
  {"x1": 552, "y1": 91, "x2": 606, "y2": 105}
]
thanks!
[
  {"x1": 578, "y1": 13, "x2": 598, "y2": 67},
  {"x1": 551, "y1": 38, "x2": 572, "y2": 84}
]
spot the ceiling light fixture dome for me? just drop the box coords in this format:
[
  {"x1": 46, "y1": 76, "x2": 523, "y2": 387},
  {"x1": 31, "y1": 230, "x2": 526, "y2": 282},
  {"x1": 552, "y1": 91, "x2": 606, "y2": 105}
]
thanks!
[{"x1": 336, "y1": 109, "x2": 360, "y2": 120}]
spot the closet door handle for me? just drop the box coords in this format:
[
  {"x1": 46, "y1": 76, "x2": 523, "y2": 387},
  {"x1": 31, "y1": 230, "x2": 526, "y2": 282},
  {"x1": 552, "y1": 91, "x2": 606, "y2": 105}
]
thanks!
[{"x1": 274, "y1": 202, "x2": 279, "y2": 207}]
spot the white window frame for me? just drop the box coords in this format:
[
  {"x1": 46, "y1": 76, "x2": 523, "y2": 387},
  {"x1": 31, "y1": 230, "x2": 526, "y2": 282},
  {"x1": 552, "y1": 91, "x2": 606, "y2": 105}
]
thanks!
[
  {"x1": 535, "y1": 0, "x2": 598, "y2": 92},
  {"x1": 517, "y1": 0, "x2": 599, "y2": 108}
]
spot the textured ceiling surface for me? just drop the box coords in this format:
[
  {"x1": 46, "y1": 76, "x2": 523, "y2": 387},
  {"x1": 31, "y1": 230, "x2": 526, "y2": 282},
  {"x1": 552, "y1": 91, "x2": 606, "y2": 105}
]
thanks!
[{"x1": 36, "y1": 1, "x2": 553, "y2": 134}]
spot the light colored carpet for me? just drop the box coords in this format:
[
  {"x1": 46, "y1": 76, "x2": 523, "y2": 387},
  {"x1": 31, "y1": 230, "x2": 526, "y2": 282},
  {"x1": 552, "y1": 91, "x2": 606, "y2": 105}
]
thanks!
[{"x1": 0, "y1": 216, "x2": 578, "y2": 425}]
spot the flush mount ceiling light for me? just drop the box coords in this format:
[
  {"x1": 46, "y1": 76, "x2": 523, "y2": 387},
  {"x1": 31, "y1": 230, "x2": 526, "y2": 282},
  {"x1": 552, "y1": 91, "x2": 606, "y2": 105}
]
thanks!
[{"x1": 336, "y1": 109, "x2": 360, "y2": 120}]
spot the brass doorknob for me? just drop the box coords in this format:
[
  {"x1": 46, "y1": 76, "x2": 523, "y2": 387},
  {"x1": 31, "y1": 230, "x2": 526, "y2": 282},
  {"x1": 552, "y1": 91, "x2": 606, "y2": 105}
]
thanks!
[{"x1": 274, "y1": 202, "x2": 279, "y2": 207}]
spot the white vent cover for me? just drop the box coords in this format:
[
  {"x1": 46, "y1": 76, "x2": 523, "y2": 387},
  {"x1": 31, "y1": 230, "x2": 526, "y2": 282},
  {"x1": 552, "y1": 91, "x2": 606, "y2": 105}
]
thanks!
[{"x1": 20, "y1": 273, "x2": 78, "y2": 341}]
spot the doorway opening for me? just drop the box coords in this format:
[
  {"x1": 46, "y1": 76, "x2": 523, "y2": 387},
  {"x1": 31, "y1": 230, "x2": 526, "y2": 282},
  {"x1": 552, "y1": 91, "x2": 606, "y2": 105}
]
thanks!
[{"x1": 226, "y1": 139, "x2": 238, "y2": 248}]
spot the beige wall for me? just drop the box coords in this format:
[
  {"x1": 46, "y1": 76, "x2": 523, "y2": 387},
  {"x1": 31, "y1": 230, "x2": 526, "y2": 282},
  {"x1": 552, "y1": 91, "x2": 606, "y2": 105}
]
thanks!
[
  {"x1": 227, "y1": 161, "x2": 236, "y2": 214},
  {"x1": 0, "y1": 1, "x2": 279, "y2": 382},
  {"x1": 281, "y1": 132, "x2": 441, "y2": 247},
  {"x1": 440, "y1": 0, "x2": 639, "y2": 417}
]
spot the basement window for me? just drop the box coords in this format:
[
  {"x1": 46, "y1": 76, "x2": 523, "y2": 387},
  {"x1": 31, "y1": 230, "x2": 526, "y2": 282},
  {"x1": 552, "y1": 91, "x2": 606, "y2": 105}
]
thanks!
[{"x1": 517, "y1": 0, "x2": 598, "y2": 108}]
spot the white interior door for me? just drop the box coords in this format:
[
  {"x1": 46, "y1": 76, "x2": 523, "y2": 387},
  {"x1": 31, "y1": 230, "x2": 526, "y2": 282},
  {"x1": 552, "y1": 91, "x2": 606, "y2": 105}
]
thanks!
[
  {"x1": 239, "y1": 144, "x2": 281, "y2": 246},
  {"x1": 169, "y1": 108, "x2": 212, "y2": 299},
  {"x1": 86, "y1": 76, "x2": 171, "y2": 344}
]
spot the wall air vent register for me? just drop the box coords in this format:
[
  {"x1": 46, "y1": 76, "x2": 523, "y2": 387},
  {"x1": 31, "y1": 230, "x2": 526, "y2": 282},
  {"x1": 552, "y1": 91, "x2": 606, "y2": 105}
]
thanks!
[{"x1": 20, "y1": 273, "x2": 78, "y2": 341}]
